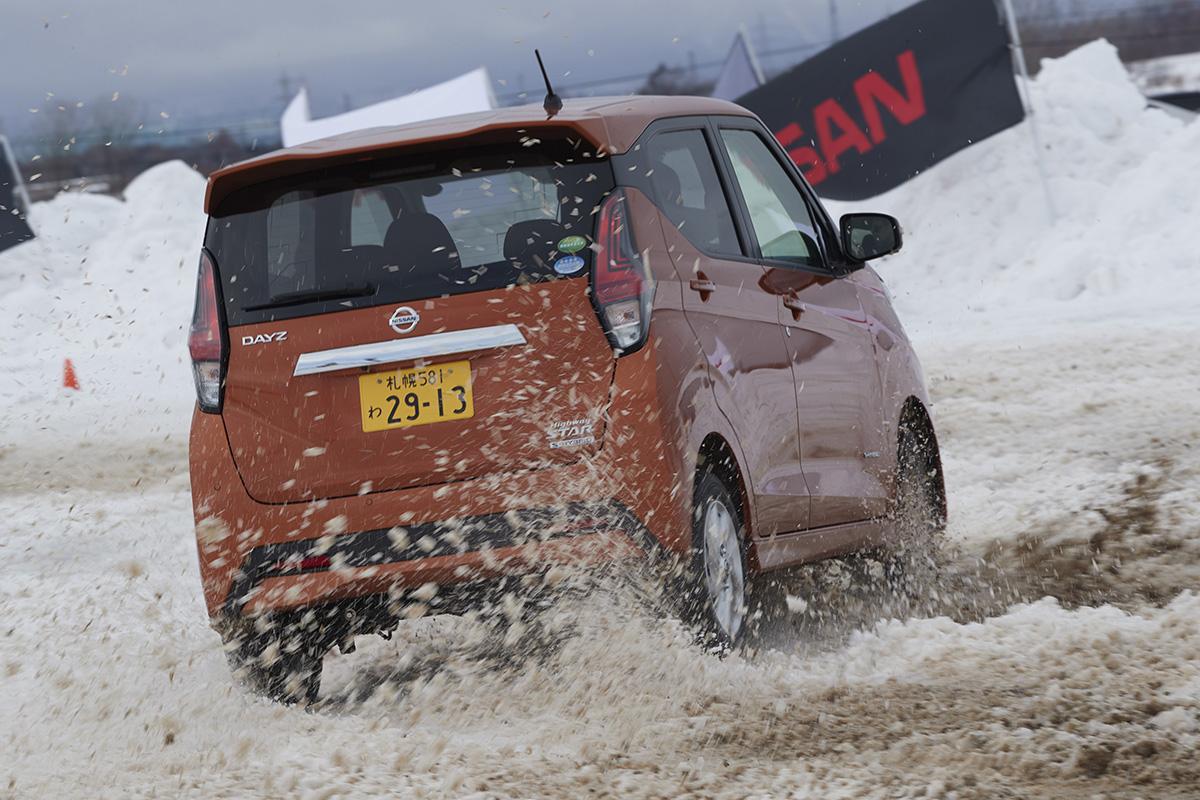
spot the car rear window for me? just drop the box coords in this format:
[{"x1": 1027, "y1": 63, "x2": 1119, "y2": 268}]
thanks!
[{"x1": 206, "y1": 140, "x2": 613, "y2": 326}]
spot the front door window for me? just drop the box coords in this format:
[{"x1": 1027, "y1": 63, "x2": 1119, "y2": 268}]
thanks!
[{"x1": 720, "y1": 128, "x2": 823, "y2": 266}]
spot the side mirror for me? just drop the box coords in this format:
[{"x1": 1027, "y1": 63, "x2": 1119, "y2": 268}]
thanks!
[{"x1": 840, "y1": 213, "x2": 902, "y2": 263}]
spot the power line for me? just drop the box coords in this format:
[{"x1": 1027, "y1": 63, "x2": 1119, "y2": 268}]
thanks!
[
  {"x1": 495, "y1": 6, "x2": 1200, "y2": 103},
  {"x1": 496, "y1": 39, "x2": 830, "y2": 103},
  {"x1": 12, "y1": 2, "x2": 1200, "y2": 156}
]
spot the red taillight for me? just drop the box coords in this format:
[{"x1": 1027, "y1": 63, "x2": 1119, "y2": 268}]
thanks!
[
  {"x1": 188, "y1": 250, "x2": 225, "y2": 412},
  {"x1": 592, "y1": 190, "x2": 653, "y2": 352}
]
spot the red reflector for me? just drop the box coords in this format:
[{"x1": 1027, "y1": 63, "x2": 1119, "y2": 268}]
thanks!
[
  {"x1": 269, "y1": 554, "x2": 334, "y2": 575},
  {"x1": 299, "y1": 555, "x2": 333, "y2": 571}
]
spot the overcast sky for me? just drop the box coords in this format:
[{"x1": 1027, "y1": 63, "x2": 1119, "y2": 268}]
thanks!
[{"x1": 1, "y1": 0, "x2": 918, "y2": 140}]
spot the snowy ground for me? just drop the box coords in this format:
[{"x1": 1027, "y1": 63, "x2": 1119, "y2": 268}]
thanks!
[{"x1": 3, "y1": 42, "x2": 1200, "y2": 798}]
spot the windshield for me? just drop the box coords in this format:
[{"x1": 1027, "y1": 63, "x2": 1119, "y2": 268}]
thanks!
[{"x1": 206, "y1": 141, "x2": 613, "y2": 326}]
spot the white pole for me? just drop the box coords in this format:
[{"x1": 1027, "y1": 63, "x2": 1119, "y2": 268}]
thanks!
[
  {"x1": 1000, "y1": 0, "x2": 1058, "y2": 222},
  {"x1": 739, "y1": 23, "x2": 767, "y2": 86}
]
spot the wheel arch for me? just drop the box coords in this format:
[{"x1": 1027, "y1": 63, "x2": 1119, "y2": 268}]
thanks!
[{"x1": 696, "y1": 432, "x2": 753, "y2": 540}]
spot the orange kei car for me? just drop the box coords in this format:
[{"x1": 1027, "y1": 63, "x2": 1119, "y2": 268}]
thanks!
[{"x1": 189, "y1": 95, "x2": 945, "y2": 703}]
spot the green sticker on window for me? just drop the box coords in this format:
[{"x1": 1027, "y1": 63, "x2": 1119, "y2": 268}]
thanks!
[{"x1": 557, "y1": 235, "x2": 587, "y2": 254}]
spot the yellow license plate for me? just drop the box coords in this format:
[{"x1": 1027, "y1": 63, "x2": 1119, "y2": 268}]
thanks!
[{"x1": 359, "y1": 360, "x2": 474, "y2": 432}]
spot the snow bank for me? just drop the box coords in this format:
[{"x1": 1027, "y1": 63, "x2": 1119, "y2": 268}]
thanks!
[
  {"x1": 829, "y1": 40, "x2": 1200, "y2": 335},
  {"x1": 0, "y1": 160, "x2": 205, "y2": 450}
]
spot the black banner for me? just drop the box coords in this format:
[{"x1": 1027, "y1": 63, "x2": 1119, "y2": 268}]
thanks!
[
  {"x1": 0, "y1": 135, "x2": 35, "y2": 254},
  {"x1": 737, "y1": 0, "x2": 1024, "y2": 200}
]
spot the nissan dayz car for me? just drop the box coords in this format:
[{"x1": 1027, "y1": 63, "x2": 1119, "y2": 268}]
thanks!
[{"x1": 189, "y1": 96, "x2": 945, "y2": 703}]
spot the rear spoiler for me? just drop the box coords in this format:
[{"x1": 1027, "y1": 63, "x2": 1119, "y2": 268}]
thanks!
[{"x1": 205, "y1": 118, "x2": 613, "y2": 214}]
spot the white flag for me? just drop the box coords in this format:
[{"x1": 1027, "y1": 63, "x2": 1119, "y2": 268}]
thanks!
[
  {"x1": 280, "y1": 68, "x2": 497, "y2": 148},
  {"x1": 711, "y1": 28, "x2": 766, "y2": 102}
]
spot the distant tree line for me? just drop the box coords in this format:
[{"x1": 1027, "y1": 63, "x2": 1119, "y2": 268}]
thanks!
[
  {"x1": 9, "y1": 0, "x2": 1200, "y2": 200},
  {"x1": 637, "y1": 63, "x2": 715, "y2": 97},
  {"x1": 10, "y1": 93, "x2": 278, "y2": 201},
  {"x1": 1016, "y1": 0, "x2": 1200, "y2": 65}
]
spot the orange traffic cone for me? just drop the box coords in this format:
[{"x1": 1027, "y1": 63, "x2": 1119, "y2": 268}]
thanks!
[{"x1": 63, "y1": 358, "x2": 80, "y2": 391}]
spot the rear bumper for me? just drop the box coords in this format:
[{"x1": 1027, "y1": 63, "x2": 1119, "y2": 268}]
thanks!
[
  {"x1": 189, "y1": 338, "x2": 692, "y2": 620},
  {"x1": 192, "y1": 391, "x2": 691, "y2": 623},
  {"x1": 223, "y1": 501, "x2": 653, "y2": 617}
]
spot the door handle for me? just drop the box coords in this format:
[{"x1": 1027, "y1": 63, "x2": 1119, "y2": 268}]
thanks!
[
  {"x1": 783, "y1": 296, "x2": 807, "y2": 321},
  {"x1": 689, "y1": 275, "x2": 716, "y2": 301}
]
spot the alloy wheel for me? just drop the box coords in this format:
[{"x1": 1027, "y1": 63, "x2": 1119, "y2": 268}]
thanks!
[{"x1": 702, "y1": 498, "x2": 746, "y2": 642}]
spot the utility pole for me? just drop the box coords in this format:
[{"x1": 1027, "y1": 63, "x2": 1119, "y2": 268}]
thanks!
[
  {"x1": 278, "y1": 72, "x2": 294, "y2": 108},
  {"x1": 999, "y1": 0, "x2": 1058, "y2": 222},
  {"x1": 829, "y1": 0, "x2": 841, "y2": 43},
  {"x1": 755, "y1": 12, "x2": 772, "y2": 77}
]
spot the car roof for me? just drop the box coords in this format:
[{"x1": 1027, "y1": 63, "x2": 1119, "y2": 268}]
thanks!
[{"x1": 205, "y1": 95, "x2": 754, "y2": 213}]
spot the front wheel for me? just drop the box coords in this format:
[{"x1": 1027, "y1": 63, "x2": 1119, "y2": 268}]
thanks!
[{"x1": 882, "y1": 415, "x2": 947, "y2": 592}]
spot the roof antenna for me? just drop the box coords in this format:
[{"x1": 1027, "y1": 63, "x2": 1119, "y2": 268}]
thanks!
[{"x1": 535, "y1": 49, "x2": 563, "y2": 117}]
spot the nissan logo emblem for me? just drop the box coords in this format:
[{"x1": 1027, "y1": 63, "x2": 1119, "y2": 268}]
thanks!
[{"x1": 389, "y1": 306, "x2": 420, "y2": 335}]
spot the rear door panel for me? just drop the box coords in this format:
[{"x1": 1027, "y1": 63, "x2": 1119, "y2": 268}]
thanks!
[{"x1": 671, "y1": 247, "x2": 810, "y2": 536}]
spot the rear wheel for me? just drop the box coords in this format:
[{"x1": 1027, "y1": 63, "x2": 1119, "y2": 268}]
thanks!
[
  {"x1": 682, "y1": 469, "x2": 786, "y2": 650},
  {"x1": 222, "y1": 614, "x2": 325, "y2": 705}
]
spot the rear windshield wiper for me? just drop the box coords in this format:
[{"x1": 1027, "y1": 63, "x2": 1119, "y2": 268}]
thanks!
[{"x1": 244, "y1": 285, "x2": 376, "y2": 311}]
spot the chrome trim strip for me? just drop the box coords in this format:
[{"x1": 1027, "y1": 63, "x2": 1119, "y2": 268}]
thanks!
[{"x1": 292, "y1": 324, "x2": 526, "y2": 377}]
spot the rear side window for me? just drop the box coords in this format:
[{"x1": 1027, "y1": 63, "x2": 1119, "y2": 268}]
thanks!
[
  {"x1": 207, "y1": 141, "x2": 613, "y2": 326},
  {"x1": 644, "y1": 130, "x2": 741, "y2": 257}
]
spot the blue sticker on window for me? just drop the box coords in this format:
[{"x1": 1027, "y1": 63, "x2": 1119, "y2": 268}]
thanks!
[{"x1": 553, "y1": 255, "x2": 586, "y2": 275}]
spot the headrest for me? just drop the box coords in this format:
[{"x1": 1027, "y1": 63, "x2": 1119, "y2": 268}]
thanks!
[
  {"x1": 652, "y1": 164, "x2": 683, "y2": 208},
  {"x1": 383, "y1": 212, "x2": 460, "y2": 271},
  {"x1": 503, "y1": 218, "x2": 568, "y2": 266}
]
